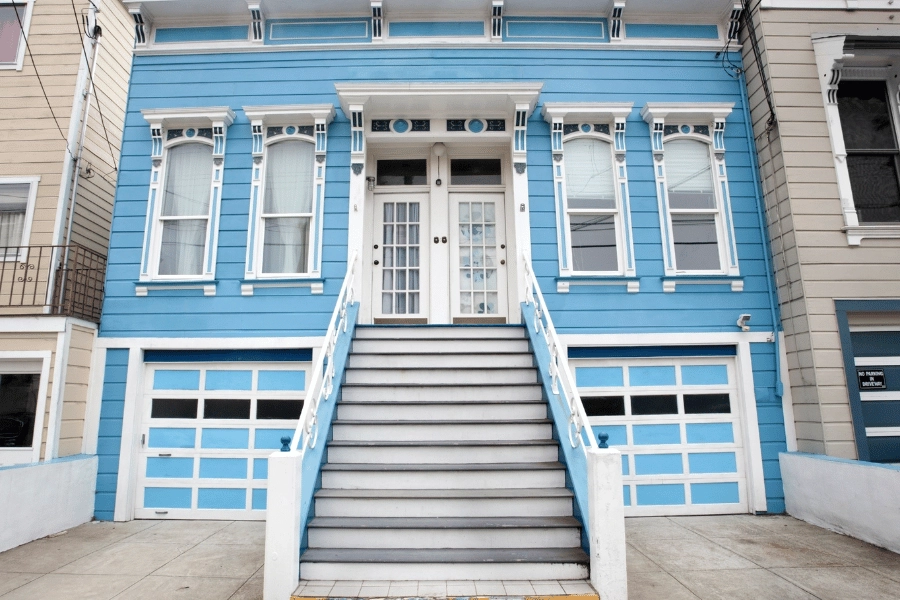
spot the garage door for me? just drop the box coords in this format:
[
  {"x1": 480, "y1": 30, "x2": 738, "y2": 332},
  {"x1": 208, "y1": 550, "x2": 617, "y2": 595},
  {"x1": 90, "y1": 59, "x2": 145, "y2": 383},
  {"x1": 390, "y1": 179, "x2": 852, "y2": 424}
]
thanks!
[
  {"x1": 575, "y1": 356, "x2": 748, "y2": 516},
  {"x1": 135, "y1": 364, "x2": 306, "y2": 519}
]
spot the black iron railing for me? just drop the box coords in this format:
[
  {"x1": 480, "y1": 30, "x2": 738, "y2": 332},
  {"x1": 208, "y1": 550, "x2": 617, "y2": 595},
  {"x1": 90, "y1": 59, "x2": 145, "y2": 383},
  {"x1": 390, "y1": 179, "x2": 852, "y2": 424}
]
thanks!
[{"x1": 0, "y1": 244, "x2": 107, "y2": 322}]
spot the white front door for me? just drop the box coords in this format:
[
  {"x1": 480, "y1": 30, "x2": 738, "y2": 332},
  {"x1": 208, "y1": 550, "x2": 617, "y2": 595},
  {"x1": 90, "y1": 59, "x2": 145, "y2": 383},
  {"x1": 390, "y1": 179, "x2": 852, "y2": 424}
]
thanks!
[
  {"x1": 450, "y1": 192, "x2": 508, "y2": 322},
  {"x1": 372, "y1": 192, "x2": 429, "y2": 323}
]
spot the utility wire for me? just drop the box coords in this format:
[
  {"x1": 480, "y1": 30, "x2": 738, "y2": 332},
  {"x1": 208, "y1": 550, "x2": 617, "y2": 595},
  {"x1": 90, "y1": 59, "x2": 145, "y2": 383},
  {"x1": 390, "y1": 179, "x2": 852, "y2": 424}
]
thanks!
[
  {"x1": 71, "y1": 0, "x2": 119, "y2": 173},
  {"x1": 12, "y1": 3, "x2": 74, "y2": 159}
]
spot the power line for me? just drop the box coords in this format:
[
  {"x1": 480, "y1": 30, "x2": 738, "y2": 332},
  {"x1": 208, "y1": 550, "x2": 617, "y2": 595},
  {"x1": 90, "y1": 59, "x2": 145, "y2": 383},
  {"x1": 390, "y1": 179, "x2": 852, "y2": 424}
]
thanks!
[
  {"x1": 12, "y1": 3, "x2": 74, "y2": 159},
  {"x1": 71, "y1": 0, "x2": 119, "y2": 174}
]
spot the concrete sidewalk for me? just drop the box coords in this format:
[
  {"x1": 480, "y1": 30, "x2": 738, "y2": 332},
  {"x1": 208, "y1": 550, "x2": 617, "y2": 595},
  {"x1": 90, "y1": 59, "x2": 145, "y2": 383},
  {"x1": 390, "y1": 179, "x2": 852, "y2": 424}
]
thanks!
[{"x1": 0, "y1": 515, "x2": 897, "y2": 599}]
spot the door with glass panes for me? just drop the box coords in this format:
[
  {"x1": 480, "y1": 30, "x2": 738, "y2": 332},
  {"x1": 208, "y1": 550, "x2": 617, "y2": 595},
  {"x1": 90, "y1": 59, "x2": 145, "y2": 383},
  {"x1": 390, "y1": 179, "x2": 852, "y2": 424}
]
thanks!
[{"x1": 370, "y1": 155, "x2": 507, "y2": 324}]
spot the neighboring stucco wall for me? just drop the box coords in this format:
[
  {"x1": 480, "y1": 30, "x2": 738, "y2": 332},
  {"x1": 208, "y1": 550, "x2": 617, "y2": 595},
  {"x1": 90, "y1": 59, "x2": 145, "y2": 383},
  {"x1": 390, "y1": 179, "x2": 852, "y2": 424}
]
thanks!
[
  {"x1": 780, "y1": 452, "x2": 900, "y2": 554},
  {"x1": 742, "y1": 6, "x2": 900, "y2": 459},
  {"x1": 0, "y1": 455, "x2": 98, "y2": 552}
]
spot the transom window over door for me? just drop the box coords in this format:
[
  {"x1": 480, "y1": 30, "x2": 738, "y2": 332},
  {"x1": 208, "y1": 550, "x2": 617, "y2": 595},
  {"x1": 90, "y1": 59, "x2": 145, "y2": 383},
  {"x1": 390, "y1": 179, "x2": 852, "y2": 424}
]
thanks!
[{"x1": 837, "y1": 80, "x2": 900, "y2": 223}]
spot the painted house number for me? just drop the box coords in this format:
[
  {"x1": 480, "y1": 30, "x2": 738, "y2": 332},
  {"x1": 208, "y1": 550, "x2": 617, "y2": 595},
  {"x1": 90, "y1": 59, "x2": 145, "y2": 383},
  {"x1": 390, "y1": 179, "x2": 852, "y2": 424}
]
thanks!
[{"x1": 857, "y1": 369, "x2": 886, "y2": 389}]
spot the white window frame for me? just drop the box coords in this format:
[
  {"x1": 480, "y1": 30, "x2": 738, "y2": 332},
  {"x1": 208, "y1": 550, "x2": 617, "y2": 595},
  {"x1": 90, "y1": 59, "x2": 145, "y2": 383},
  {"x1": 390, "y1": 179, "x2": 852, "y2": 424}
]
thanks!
[
  {"x1": 139, "y1": 108, "x2": 235, "y2": 282},
  {"x1": 0, "y1": 352, "x2": 52, "y2": 466},
  {"x1": 542, "y1": 103, "x2": 636, "y2": 279},
  {"x1": 641, "y1": 103, "x2": 739, "y2": 277},
  {"x1": 813, "y1": 34, "x2": 900, "y2": 245},
  {"x1": 242, "y1": 105, "x2": 335, "y2": 281},
  {"x1": 0, "y1": 176, "x2": 38, "y2": 261},
  {"x1": 0, "y1": 0, "x2": 34, "y2": 71}
]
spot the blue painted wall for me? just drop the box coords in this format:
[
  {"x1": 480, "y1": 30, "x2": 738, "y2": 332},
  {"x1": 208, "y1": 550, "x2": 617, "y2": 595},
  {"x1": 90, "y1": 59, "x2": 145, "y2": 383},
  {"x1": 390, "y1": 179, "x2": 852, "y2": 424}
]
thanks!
[
  {"x1": 102, "y1": 47, "x2": 777, "y2": 340},
  {"x1": 94, "y1": 349, "x2": 129, "y2": 520}
]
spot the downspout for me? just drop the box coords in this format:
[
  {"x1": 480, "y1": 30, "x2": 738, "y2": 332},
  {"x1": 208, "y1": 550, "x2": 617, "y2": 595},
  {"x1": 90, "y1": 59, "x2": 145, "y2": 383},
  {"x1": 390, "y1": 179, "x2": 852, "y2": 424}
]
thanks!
[{"x1": 52, "y1": 6, "x2": 101, "y2": 311}]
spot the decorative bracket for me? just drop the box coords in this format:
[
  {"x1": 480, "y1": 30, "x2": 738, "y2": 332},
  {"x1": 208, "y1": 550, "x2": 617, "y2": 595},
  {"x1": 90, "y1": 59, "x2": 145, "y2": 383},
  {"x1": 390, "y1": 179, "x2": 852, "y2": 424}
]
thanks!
[
  {"x1": 609, "y1": 1, "x2": 625, "y2": 42},
  {"x1": 351, "y1": 163, "x2": 364, "y2": 175},
  {"x1": 713, "y1": 119, "x2": 726, "y2": 159},
  {"x1": 371, "y1": 1, "x2": 383, "y2": 41},
  {"x1": 514, "y1": 162, "x2": 526, "y2": 174},
  {"x1": 247, "y1": 2, "x2": 264, "y2": 43},
  {"x1": 350, "y1": 104, "x2": 365, "y2": 167},
  {"x1": 513, "y1": 103, "x2": 529, "y2": 164},
  {"x1": 728, "y1": 3, "x2": 742, "y2": 41},
  {"x1": 614, "y1": 117, "x2": 627, "y2": 160},
  {"x1": 492, "y1": 0, "x2": 503, "y2": 41},
  {"x1": 128, "y1": 4, "x2": 151, "y2": 47}
]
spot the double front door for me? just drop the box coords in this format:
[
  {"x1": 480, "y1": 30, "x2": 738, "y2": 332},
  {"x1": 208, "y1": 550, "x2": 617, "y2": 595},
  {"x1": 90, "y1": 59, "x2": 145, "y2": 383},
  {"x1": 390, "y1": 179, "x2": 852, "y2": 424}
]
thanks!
[{"x1": 372, "y1": 190, "x2": 508, "y2": 324}]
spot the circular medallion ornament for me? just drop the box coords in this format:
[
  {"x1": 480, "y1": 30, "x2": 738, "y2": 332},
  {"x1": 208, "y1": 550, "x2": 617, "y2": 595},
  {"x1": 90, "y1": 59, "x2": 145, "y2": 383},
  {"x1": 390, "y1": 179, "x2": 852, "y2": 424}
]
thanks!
[
  {"x1": 286, "y1": 126, "x2": 297, "y2": 135},
  {"x1": 468, "y1": 119, "x2": 485, "y2": 133},
  {"x1": 581, "y1": 124, "x2": 591, "y2": 133},
  {"x1": 681, "y1": 125, "x2": 691, "y2": 134},
  {"x1": 185, "y1": 128, "x2": 196, "y2": 138},
  {"x1": 392, "y1": 119, "x2": 410, "y2": 133}
]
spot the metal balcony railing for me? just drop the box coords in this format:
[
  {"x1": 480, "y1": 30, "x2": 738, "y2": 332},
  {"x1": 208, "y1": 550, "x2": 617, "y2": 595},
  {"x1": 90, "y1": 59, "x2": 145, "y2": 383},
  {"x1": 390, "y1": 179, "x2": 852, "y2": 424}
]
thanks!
[{"x1": 0, "y1": 244, "x2": 107, "y2": 323}]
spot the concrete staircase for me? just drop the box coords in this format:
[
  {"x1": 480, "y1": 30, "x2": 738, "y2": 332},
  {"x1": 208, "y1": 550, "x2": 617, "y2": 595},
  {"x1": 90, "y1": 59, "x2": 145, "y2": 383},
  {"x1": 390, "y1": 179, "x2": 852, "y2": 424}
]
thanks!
[{"x1": 299, "y1": 325, "x2": 589, "y2": 581}]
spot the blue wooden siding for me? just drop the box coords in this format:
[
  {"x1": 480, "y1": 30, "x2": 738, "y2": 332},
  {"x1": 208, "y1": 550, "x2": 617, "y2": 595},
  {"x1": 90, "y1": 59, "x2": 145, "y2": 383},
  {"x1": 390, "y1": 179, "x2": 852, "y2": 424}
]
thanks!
[
  {"x1": 94, "y1": 349, "x2": 129, "y2": 520},
  {"x1": 102, "y1": 47, "x2": 777, "y2": 341}
]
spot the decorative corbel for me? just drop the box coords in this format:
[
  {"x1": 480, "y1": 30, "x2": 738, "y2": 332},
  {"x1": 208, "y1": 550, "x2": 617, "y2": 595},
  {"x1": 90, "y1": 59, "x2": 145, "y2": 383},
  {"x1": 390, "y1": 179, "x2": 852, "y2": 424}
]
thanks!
[
  {"x1": 247, "y1": 2, "x2": 264, "y2": 43},
  {"x1": 652, "y1": 120, "x2": 664, "y2": 161},
  {"x1": 492, "y1": 0, "x2": 503, "y2": 41},
  {"x1": 713, "y1": 118, "x2": 726, "y2": 159},
  {"x1": 609, "y1": 1, "x2": 625, "y2": 42},
  {"x1": 350, "y1": 104, "x2": 365, "y2": 173},
  {"x1": 614, "y1": 117, "x2": 627, "y2": 161},
  {"x1": 513, "y1": 103, "x2": 529, "y2": 166},
  {"x1": 727, "y1": 3, "x2": 742, "y2": 41},
  {"x1": 371, "y1": 1, "x2": 383, "y2": 41},
  {"x1": 128, "y1": 3, "x2": 152, "y2": 47}
]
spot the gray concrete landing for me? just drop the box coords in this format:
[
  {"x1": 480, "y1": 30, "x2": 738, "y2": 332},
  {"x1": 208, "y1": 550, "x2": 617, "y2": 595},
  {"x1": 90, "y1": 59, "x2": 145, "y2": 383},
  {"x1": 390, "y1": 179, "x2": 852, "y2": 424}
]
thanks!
[{"x1": 0, "y1": 515, "x2": 898, "y2": 599}]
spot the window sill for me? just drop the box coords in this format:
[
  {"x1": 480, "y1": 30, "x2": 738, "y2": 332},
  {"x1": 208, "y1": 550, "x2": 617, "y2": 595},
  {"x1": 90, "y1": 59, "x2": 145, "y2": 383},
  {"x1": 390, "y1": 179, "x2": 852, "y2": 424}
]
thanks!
[
  {"x1": 135, "y1": 281, "x2": 218, "y2": 297},
  {"x1": 556, "y1": 276, "x2": 640, "y2": 293},
  {"x1": 662, "y1": 275, "x2": 743, "y2": 293},
  {"x1": 240, "y1": 277, "x2": 325, "y2": 296},
  {"x1": 844, "y1": 225, "x2": 900, "y2": 246}
]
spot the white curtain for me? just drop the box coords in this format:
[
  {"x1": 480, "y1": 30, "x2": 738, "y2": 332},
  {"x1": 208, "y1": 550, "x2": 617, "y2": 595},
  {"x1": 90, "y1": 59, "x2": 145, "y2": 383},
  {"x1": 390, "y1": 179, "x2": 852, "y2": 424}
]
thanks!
[
  {"x1": 264, "y1": 140, "x2": 314, "y2": 214},
  {"x1": 158, "y1": 144, "x2": 213, "y2": 275},
  {"x1": 0, "y1": 182, "x2": 28, "y2": 248},
  {"x1": 261, "y1": 140, "x2": 314, "y2": 273},
  {"x1": 664, "y1": 139, "x2": 715, "y2": 209},
  {"x1": 564, "y1": 138, "x2": 616, "y2": 209}
]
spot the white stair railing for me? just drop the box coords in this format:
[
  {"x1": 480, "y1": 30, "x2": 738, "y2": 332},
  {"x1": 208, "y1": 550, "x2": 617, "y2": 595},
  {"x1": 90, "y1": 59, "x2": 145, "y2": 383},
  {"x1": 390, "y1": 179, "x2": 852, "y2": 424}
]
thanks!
[
  {"x1": 290, "y1": 249, "x2": 358, "y2": 455},
  {"x1": 523, "y1": 255, "x2": 598, "y2": 452}
]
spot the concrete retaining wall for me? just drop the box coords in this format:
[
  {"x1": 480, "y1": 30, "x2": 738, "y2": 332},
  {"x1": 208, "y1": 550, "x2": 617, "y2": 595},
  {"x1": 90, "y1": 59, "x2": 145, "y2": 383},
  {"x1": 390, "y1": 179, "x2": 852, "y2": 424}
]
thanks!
[
  {"x1": 780, "y1": 452, "x2": 900, "y2": 553},
  {"x1": 0, "y1": 455, "x2": 98, "y2": 552}
]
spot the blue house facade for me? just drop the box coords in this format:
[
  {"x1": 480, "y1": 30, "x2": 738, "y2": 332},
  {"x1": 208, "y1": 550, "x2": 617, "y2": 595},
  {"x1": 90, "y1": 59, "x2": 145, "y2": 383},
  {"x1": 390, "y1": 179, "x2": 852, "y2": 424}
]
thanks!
[{"x1": 92, "y1": 0, "x2": 788, "y2": 538}]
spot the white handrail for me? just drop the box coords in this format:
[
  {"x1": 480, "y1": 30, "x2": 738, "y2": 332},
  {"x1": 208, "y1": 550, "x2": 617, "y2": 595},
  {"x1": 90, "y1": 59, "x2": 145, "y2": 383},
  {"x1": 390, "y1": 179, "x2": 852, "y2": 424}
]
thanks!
[
  {"x1": 290, "y1": 250, "x2": 358, "y2": 454},
  {"x1": 523, "y1": 255, "x2": 598, "y2": 452}
]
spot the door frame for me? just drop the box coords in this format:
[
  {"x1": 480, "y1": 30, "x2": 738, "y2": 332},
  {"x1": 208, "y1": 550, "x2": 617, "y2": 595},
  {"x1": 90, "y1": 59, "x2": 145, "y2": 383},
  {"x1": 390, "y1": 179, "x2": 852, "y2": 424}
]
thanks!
[{"x1": 360, "y1": 144, "x2": 519, "y2": 325}]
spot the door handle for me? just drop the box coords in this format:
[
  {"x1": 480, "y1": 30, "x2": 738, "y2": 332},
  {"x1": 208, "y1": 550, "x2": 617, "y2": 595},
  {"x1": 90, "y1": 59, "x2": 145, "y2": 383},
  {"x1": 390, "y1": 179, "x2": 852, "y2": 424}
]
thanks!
[
  {"x1": 434, "y1": 237, "x2": 439, "y2": 244},
  {"x1": 374, "y1": 260, "x2": 379, "y2": 265},
  {"x1": 442, "y1": 237, "x2": 448, "y2": 243},
  {"x1": 500, "y1": 244, "x2": 506, "y2": 249},
  {"x1": 374, "y1": 244, "x2": 379, "y2": 249},
  {"x1": 500, "y1": 260, "x2": 506, "y2": 265}
]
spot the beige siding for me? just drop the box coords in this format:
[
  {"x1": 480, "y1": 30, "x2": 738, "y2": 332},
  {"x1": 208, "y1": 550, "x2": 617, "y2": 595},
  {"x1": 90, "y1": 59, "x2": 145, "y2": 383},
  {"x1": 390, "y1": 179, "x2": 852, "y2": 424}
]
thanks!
[
  {"x1": 742, "y1": 5, "x2": 900, "y2": 459},
  {"x1": 58, "y1": 324, "x2": 96, "y2": 457}
]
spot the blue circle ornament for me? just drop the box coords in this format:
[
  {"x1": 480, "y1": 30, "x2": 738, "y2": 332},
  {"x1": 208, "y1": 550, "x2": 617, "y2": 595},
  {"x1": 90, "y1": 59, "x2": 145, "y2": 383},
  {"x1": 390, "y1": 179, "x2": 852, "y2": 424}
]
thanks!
[
  {"x1": 392, "y1": 119, "x2": 410, "y2": 133},
  {"x1": 468, "y1": 119, "x2": 485, "y2": 133},
  {"x1": 286, "y1": 126, "x2": 297, "y2": 135},
  {"x1": 681, "y1": 124, "x2": 691, "y2": 134},
  {"x1": 185, "y1": 128, "x2": 196, "y2": 138},
  {"x1": 581, "y1": 124, "x2": 591, "y2": 133}
]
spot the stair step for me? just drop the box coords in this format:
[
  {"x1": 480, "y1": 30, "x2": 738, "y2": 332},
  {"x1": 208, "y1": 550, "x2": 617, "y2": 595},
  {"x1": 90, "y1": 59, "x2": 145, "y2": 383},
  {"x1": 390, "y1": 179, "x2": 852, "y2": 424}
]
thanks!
[
  {"x1": 336, "y1": 400, "x2": 546, "y2": 421},
  {"x1": 320, "y1": 462, "x2": 565, "y2": 489},
  {"x1": 313, "y1": 488, "x2": 575, "y2": 517},
  {"x1": 348, "y1": 352, "x2": 534, "y2": 369},
  {"x1": 299, "y1": 548, "x2": 589, "y2": 580},
  {"x1": 307, "y1": 516, "x2": 582, "y2": 549},
  {"x1": 340, "y1": 384, "x2": 543, "y2": 402},
  {"x1": 354, "y1": 325, "x2": 526, "y2": 339},
  {"x1": 351, "y1": 338, "x2": 531, "y2": 353},
  {"x1": 344, "y1": 367, "x2": 538, "y2": 385},
  {"x1": 326, "y1": 440, "x2": 559, "y2": 464},
  {"x1": 331, "y1": 420, "x2": 552, "y2": 441}
]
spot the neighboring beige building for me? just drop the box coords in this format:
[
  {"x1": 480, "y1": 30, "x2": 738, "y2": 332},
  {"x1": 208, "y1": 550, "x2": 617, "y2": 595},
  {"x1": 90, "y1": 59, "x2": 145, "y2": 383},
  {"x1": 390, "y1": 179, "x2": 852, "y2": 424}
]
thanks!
[
  {"x1": 0, "y1": 0, "x2": 132, "y2": 465},
  {"x1": 742, "y1": 0, "x2": 900, "y2": 462}
]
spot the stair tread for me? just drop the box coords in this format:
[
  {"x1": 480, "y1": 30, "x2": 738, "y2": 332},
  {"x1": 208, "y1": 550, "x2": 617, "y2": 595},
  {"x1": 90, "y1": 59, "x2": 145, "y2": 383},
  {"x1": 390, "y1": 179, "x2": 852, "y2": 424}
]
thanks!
[
  {"x1": 346, "y1": 366, "x2": 535, "y2": 371},
  {"x1": 300, "y1": 547, "x2": 589, "y2": 564},
  {"x1": 315, "y1": 487, "x2": 574, "y2": 498},
  {"x1": 341, "y1": 382, "x2": 541, "y2": 387},
  {"x1": 321, "y1": 462, "x2": 564, "y2": 471},
  {"x1": 327, "y1": 440, "x2": 556, "y2": 447},
  {"x1": 334, "y1": 419, "x2": 551, "y2": 425},
  {"x1": 308, "y1": 516, "x2": 581, "y2": 529},
  {"x1": 338, "y1": 399, "x2": 545, "y2": 405}
]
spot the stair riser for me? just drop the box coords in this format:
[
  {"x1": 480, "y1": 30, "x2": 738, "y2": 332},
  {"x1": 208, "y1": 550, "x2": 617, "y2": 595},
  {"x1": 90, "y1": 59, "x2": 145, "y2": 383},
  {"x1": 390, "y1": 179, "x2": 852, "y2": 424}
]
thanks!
[
  {"x1": 331, "y1": 422, "x2": 552, "y2": 441},
  {"x1": 336, "y1": 403, "x2": 546, "y2": 421},
  {"x1": 327, "y1": 445, "x2": 558, "y2": 464},
  {"x1": 354, "y1": 327, "x2": 526, "y2": 340},
  {"x1": 344, "y1": 368, "x2": 538, "y2": 385},
  {"x1": 340, "y1": 385, "x2": 543, "y2": 402},
  {"x1": 307, "y1": 527, "x2": 581, "y2": 549},
  {"x1": 351, "y1": 339, "x2": 531, "y2": 354},
  {"x1": 301, "y1": 562, "x2": 588, "y2": 581},
  {"x1": 321, "y1": 469, "x2": 565, "y2": 489},
  {"x1": 314, "y1": 497, "x2": 573, "y2": 518},
  {"x1": 348, "y1": 354, "x2": 534, "y2": 369}
]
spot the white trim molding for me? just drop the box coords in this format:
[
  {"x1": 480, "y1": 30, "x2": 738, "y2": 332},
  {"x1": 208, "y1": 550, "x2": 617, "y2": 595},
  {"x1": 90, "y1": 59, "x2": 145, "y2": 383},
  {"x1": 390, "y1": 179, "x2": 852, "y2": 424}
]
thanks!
[
  {"x1": 762, "y1": 0, "x2": 900, "y2": 8},
  {"x1": 640, "y1": 102, "x2": 739, "y2": 277},
  {"x1": 138, "y1": 107, "x2": 236, "y2": 282},
  {"x1": 541, "y1": 103, "x2": 636, "y2": 279},
  {"x1": 242, "y1": 104, "x2": 336, "y2": 281},
  {"x1": 0, "y1": 0, "x2": 34, "y2": 71}
]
